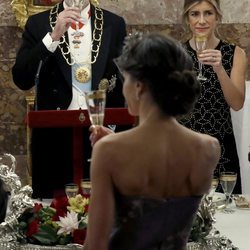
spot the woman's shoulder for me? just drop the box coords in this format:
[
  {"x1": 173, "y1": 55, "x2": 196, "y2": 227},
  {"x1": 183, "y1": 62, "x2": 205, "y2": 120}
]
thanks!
[
  {"x1": 195, "y1": 132, "x2": 220, "y2": 155},
  {"x1": 93, "y1": 128, "x2": 137, "y2": 156},
  {"x1": 186, "y1": 128, "x2": 220, "y2": 164},
  {"x1": 187, "y1": 133, "x2": 220, "y2": 194}
]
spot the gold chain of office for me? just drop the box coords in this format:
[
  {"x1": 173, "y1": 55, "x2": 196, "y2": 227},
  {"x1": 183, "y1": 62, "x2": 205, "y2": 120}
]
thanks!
[{"x1": 49, "y1": 3, "x2": 103, "y2": 66}]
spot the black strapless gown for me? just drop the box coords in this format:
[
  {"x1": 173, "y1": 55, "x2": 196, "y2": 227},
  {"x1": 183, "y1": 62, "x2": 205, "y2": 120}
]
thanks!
[{"x1": 109, "y1": 193, "x2": 202, "y2": 250}]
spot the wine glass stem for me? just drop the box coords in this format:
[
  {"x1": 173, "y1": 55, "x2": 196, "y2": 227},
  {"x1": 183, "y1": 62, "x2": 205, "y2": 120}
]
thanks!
[
  {"x1": 225, "y1": 194, "x2": 230, "y2": 208},
  {"x1": 198, "y1": 61, "x2": 203, "y2": 77}
]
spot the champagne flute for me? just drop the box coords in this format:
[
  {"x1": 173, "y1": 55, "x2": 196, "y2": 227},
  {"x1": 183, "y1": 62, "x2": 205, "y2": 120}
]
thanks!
[
  {"x1": 85, "y1": 90, "x2": 106, "y2": 126},
  {"x1": 66, "y1": 0, "x2": 84, "y2": 32},
  {"x1": 85, "y1": 90, "x2": 106, "y2": 162},
  {"x1": 65, "y1": 183, "x2": 79, "y2": 199},
  {"x1": 220, "y1": 172, "x2": 237, "y2": 213},
  {"x1": 195, "y1": 35, "x2": 207, "y2": 81}
]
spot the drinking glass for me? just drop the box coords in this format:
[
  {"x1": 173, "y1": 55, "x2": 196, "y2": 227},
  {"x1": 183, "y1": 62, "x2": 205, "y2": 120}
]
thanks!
[
  {"x1": 66, "y1": 0, "x2": 84, "y2": 31},
  {"x1": 208, "y1": 177, "x2": 219, "y2": 201},
  {"x1": 195, "y1": 35, "x2": 207, "y2": 81},
  {"x1": 66, "y1": 0, "x2": 85, "y2": 9},
  {"x1": 220, "y1": 172, "x2": 237, "y2": 213},
  {"x1": 85, "y1": 90, "x2": 106, "y2": 126},
  {"x1": 85, "y1": 90, "x2": 106, "y2": 162},
  {"x1": 81, "y1": 178, "x2": 91, "y2": 197},
  {"x1": 65, "y1": 183, "x2": 79, "y2": 199}
]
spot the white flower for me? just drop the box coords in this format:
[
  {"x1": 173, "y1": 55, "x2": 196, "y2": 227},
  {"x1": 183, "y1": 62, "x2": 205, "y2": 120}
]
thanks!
[
  {"x1": 56, "y1": 211, "x2": 80, "y2": 235},
  {"x1": 82, "y1": 214, "x2": 88, "y2": 224}
]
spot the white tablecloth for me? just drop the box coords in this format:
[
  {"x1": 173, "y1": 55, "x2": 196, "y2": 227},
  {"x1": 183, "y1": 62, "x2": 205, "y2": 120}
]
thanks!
[
  {"x1": 214, "y1": 196, "x2": 250, "y2": 250},
  {"x1": 231, "y1": 82, "x2": 250, "y2": 194}
]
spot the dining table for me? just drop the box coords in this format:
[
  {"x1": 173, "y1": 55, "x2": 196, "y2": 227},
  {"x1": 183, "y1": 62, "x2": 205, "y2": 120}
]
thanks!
[{"x1": 214, "y1": 194, "x2": 250, "y2": 250}]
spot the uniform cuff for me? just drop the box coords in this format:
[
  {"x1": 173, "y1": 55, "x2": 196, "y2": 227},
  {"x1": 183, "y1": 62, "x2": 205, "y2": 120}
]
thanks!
[{"x1": 42, "y1": 32, "x2": 60, "y2": 53}]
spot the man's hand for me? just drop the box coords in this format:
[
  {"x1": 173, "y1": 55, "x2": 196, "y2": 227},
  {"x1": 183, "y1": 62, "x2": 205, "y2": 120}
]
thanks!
[{"x1": 51, "y1": 7, "x2": 81, "y2": 41}]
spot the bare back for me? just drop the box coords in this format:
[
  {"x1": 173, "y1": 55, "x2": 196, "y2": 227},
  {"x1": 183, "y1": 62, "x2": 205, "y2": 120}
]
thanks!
[{"x1": 93, "y1": 119, "x2": 220, "y2": 199}]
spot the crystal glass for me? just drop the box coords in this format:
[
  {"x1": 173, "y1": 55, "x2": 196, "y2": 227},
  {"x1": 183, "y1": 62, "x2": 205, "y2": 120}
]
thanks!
[
  {"x1": 195, "y1": 35, "x2": 207, "y2": 81},
  {"x1": 66, "y1": 0, "x2": 85, "y2": 31},
  {"x1": 81, "y1": 178, "x2": 91, "y2": 196},
  {"x1": 66, "y1": 0, "x2": 85, "y2": 8},
  {"x1": 85, "y1": 90, "x2": 106, "y2": 126},
  {"x1": 220, "y1": 172, "x2": 237, "y2": 213},
  {"x1": 65, "y1": 183, "x2": 79, "y2": 198},
  {"x1": 208, "y1": 177, "x2": 219, "y2": 201},
  {"x1": 85, "y1": 89, "x2": 106, "y2": 162}
]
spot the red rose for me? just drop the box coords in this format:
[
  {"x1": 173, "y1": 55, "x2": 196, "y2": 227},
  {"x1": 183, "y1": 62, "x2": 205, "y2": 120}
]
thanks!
[
  {"x1": 50, "y1": 196, "x2": 69, "y2": 210},
  {"x1": 50, "y1": 196, "x2": 69, "y2": 220},
  {"x1": 33, "y1": 203, "x2": 43, "y2": 213},
  {"x1": 84, "y1": 204, "x2": 89, "y2": 213},
  {"x1": 26, "y1": 219, "x2": 40, "y2": 237},
  {"x1": 73, "y1": 228, "x2": 87, "y2": 245}
]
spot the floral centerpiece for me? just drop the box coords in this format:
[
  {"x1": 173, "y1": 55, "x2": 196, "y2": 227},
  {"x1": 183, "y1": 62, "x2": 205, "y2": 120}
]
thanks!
[{"x1": 16, "y1": 194, "x2": 89, "y2": 247}]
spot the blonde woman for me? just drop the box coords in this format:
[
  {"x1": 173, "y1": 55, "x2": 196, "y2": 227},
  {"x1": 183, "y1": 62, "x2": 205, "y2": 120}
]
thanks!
[{"x1": 181, "y1": 0, "x2": 247, "y2": 194}]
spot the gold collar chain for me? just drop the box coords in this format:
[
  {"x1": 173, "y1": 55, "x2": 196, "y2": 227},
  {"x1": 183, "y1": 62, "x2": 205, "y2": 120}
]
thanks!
[{"x1": 49, "y1": 3, "x2": 103, "y2": 66}]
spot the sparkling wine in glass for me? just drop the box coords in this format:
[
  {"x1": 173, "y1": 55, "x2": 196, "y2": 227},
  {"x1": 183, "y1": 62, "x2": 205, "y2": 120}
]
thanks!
[
  {"x1": 195, "y1": 35, "x2": 207, "y2": 81},
  {"x1": 85, "y1": 90, "x2": 106, "y2": 162},
  {"x1": 85, "y1": 90, "x2": 106, "y2": 126},
  {"x1": 65, "y1": 183, "x2": 79, "y2": 199},
  {"x1": 220, "y1": 172, "x2": 237, "y2": 213}
]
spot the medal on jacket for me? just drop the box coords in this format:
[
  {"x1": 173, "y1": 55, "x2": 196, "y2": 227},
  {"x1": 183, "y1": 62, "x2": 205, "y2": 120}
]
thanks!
[
  {"x1": 75, "y1": 65, "x2": 91, "y2": 83},
  {"x1": 71, "y1": 10, "x2": 91, "y2": 49}
]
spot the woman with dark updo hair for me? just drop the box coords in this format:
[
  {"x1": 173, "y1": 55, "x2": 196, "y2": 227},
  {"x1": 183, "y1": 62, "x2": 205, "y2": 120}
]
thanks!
[{"x1": 83, "y1": 33, "x2": 220, "y2": 250}]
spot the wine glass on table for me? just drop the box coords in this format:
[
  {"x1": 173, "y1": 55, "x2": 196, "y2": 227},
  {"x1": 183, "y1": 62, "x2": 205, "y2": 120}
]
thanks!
[
  {"x1": 65, "y1": 183, "x2": 79, "y2": 199},
  {"x1": 220, "y1": 172, "x2": 237, "y2": 213},
  {"x1": 195, "y1": 35, "x2": 207, "y2": 81},
  {"x1": 81, "y1": 178, "x2": 92, "y2": 197},
  {"x1": 207, "y1": 177, "x2": 219, "y2": 202}
]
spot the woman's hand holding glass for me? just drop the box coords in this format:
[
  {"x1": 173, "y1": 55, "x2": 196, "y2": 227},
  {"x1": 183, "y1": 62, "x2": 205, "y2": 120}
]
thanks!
[
  {"x1": 198, "y1": 49, "x2": 223, "y2": 74},
  {"x1": 195, "y1": 35, "x2": 207, "y2": 81},
  {"x1": 89, "y1": 125, "x2": 115, "y2": 146}
]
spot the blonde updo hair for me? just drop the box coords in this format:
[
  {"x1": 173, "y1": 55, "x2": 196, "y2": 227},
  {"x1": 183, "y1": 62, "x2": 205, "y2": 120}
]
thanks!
[{"x1": 182, "y1": 0, "x2": 222, "y2": 28}]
